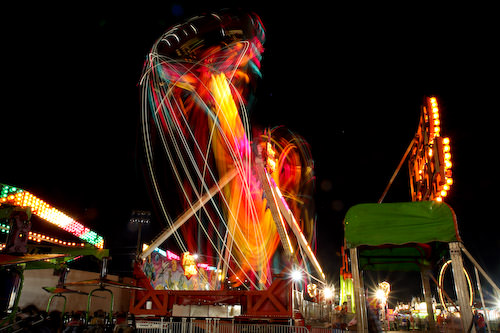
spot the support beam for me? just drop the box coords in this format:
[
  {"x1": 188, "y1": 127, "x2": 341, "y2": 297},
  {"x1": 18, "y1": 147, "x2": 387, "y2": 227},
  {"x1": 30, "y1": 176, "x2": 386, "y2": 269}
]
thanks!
[
  {"x1": 449, "y1": 242, "x2": 474, "y2": 333},
  {"x1": 378, "y1": 138, "x2": 415, "y2": 203},
  {"x1": 474, "y1": 267, "x2": 492, "y2": 333},
  {"x1": 254, "y1": 153, "x2": 294, "y2": 256},
  {"x1": 420, "y1": 266, "x2": 437, "y2": 332},
  {"x1": 350, "y1": 248, "x2": 367, "y2": 332},
  {"x1": 460, "y1": 244, "x2": 500, "y2": 295},
  {"x1": 271, "y1": 180, "x2": 325, "y2": 280},
  {"x1": 139, "y1": 169, "x2": 237, "y2": 260}
]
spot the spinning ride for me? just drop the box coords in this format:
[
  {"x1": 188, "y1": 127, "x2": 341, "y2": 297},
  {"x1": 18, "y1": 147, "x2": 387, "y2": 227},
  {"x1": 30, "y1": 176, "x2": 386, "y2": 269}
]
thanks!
[{"x1": 137, "y1": 9, "x2": 324, "y2": 295}]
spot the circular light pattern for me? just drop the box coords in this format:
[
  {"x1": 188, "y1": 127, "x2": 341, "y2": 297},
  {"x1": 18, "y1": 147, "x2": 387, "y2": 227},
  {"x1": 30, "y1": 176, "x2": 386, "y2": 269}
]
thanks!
[{"x1": 438, "y1": 259, "x2": 473, "y2": 311}]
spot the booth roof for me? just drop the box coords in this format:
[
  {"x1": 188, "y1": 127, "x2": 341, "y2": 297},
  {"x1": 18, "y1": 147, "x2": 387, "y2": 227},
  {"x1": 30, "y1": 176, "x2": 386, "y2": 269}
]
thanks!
[{"x1": 344, "y1": 201, "x2": 460, "y2": 249}]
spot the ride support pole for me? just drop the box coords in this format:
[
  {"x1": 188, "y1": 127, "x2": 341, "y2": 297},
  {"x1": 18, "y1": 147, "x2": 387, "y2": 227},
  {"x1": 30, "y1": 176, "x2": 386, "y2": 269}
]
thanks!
[
  {"x1": 378, "y1": 138, "x2": 415, "y2": 203},
  {"x1": 449, "y1": 242, "x2": 475, "y2": 333},
  {"x1": 350, "y1": 248, "x2": 368, "y2": 332},
  {"x1": 139, "y1": 168, "x2": 237, "y2": 260},
  {"x1": 420, "y1": 267, "x2": 437, "y2": 332},
  {"x1": 460, "y1": 244, "x2": 500, "y2": 295},
  {"x1": 474, "y1": 267, "x2": 492, "y2": 333}
]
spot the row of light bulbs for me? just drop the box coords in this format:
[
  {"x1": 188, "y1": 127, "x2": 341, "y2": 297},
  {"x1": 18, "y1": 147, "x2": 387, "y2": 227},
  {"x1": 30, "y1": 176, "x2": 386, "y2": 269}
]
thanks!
[
  {"x1": 27, "y1": 231, "x2": 86, "y2": 247},
  {"x1": 0, "y1": 184, "x2": 104, "y2": 248},
  {"x1": 0, "y1": 223, "x2": 85, "y2": 247},
  {"x1": 429, "y1": 97, "x2": 441, "y2": 141},
  {"x1": 428, "y1": 98, "x2": 453, "y2": 202}
]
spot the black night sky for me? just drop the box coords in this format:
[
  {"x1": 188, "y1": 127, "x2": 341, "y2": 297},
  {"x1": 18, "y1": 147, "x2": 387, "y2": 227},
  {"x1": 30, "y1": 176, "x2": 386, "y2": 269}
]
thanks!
[{"x1": 2, "y1": 3, "x2": 498, "y2": 302}]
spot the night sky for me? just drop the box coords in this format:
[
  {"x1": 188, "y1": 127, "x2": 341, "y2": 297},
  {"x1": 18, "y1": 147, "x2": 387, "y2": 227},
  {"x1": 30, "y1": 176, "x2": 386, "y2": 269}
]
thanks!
[{"x1": 2, "y1": 3, "x2": 498, "y2": 302}]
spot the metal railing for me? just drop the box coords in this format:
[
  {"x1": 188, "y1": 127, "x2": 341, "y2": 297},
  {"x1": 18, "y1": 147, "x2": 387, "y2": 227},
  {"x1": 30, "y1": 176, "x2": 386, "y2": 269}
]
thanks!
[
  {"x1": 136, "y1": 320, "x2": 313, "y2": 333},
  {"x1": 293, "y1": 290, "x2": 335, "y2": 323}
]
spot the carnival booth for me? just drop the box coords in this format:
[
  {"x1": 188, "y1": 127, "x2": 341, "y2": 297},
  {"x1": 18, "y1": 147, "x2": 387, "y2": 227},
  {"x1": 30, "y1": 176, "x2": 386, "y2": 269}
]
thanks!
[{"x1": 343, "y1": 201, "x2": 474, "y2": 332}]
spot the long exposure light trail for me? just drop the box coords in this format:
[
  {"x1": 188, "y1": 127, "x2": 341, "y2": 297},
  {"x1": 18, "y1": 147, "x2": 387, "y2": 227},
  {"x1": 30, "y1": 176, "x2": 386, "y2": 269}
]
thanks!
[{"x1": 139, "y1": 10, "x2": 324, "y2": 289}]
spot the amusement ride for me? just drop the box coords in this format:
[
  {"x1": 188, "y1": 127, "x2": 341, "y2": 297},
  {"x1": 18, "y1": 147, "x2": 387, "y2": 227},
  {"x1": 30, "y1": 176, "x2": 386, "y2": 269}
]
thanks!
[{"x1": 136, "y1": 9, "x2": 324, "y2": 290}]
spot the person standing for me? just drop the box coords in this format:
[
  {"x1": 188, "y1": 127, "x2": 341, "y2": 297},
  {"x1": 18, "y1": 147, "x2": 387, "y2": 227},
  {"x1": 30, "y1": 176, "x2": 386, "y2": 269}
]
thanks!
[{"x1": 472, "y1": 310, "x2": 487, "y2": 333}]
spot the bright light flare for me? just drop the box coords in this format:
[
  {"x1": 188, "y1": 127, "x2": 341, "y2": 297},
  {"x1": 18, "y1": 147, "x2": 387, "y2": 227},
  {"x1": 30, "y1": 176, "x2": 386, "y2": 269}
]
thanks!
[
  {"x1": 375, "y1": 281, "x2": 390, "y2": 305},
  {"x1": 375, "y1": 289, "x2": 386, "y2": 301},
  {"x1": 291, "y1": 269, "x2": 303, "y2": 282},
  {"x1": 323, "y1": 286, "x2": 334, "y2": 299}
]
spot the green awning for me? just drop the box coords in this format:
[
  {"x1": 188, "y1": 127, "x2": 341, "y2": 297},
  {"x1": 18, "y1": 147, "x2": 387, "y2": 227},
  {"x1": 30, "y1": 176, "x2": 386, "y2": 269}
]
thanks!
[
  {"x1": 344, "y1": 202, "x2": 460, "y2": 271},
  {"x1": 345, "y1": 201, "x2": 460, "y2": 249},
  {"x1": 357, "y1": 244, "x2": 437, "y2": 271}
]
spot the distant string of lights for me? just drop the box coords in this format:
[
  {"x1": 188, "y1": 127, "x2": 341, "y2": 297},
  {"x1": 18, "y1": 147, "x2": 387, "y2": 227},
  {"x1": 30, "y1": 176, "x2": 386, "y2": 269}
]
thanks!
[{"x1": 0, "y1": 184, "x2": 104, "y2": 248}]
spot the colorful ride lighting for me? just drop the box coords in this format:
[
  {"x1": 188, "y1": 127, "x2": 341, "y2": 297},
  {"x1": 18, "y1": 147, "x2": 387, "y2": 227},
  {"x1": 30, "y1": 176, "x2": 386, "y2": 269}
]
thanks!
[
  {"x1": 265, "y1": 173, "x2": 294, "y2": 255},
  {"x1": 438, "y1": 259, "x2": 473, "y2": 308},
  {"x1": 268, "y1": 174, "x2": 325, "y2": 280},
  {"x1": 28, "y1": 231, "x2": 85, "y2": 247},
  {"x1": 429, "y1": 97, "x2": 441, "y2": 143},
  {"x1": 265, "y1": 142, "x2": 278, "y2": 174},
  {"x1": 0, "y1": 184, "x2": 104, "y2": 248},
  {"x1": 423, "y1": 97, "x2": 454, "y2": 203},
  {"x1": 1, "y1": 223, "x2": 84, "y2": 247},
  {"x1": 411, "y1": 97, "x2": 451, "y2": 202},
  {"x1": 434, "y1": 136, "x2": 453, "y2": 202}
]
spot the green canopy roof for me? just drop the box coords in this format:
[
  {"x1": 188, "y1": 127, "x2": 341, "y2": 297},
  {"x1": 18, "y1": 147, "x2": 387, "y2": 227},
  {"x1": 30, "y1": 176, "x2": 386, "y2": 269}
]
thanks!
[
  {"x1": 344, "y1": 201, "x2": 460, "y2": 271},
  {"x1": 344, "y1": 201, "x2": 460, "y2": 249}
]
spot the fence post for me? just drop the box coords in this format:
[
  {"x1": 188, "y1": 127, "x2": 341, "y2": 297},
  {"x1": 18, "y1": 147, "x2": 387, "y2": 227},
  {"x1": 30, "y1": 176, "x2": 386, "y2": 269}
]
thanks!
[
  {"x1": 214, "y1": 318, "x2": 219, "y2": 333},
  {"x1": 206, "y1": 318, "x2": 211, "y2": 333},
  {"x1": 181, "y1": 317, "x2": 187, "y2": 333}
]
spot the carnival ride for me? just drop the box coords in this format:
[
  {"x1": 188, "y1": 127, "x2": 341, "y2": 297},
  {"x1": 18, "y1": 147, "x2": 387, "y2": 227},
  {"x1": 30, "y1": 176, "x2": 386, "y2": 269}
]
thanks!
[
  {"x1": 0, "y1": 183, "x2": 148, "y2": 331},
  {"x1": 0, "y1": 183, "x2": 112, "y2": 327},
  {"x1": 0, "y1": 183, "x2": 104, "y2": 249},
  {"x1": 128, "y1": 9, "x2": 327, "y2": 320}
]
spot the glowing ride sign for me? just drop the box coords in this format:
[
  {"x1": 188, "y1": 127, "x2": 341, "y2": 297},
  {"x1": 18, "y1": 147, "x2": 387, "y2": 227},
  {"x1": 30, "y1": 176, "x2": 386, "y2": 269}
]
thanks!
[
  {"x1": 182, "y1": 252, "x2": 198, "y2": 279},
  {"x1": 409, "y1": 97, "x2": 453, "y2": 202}
]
